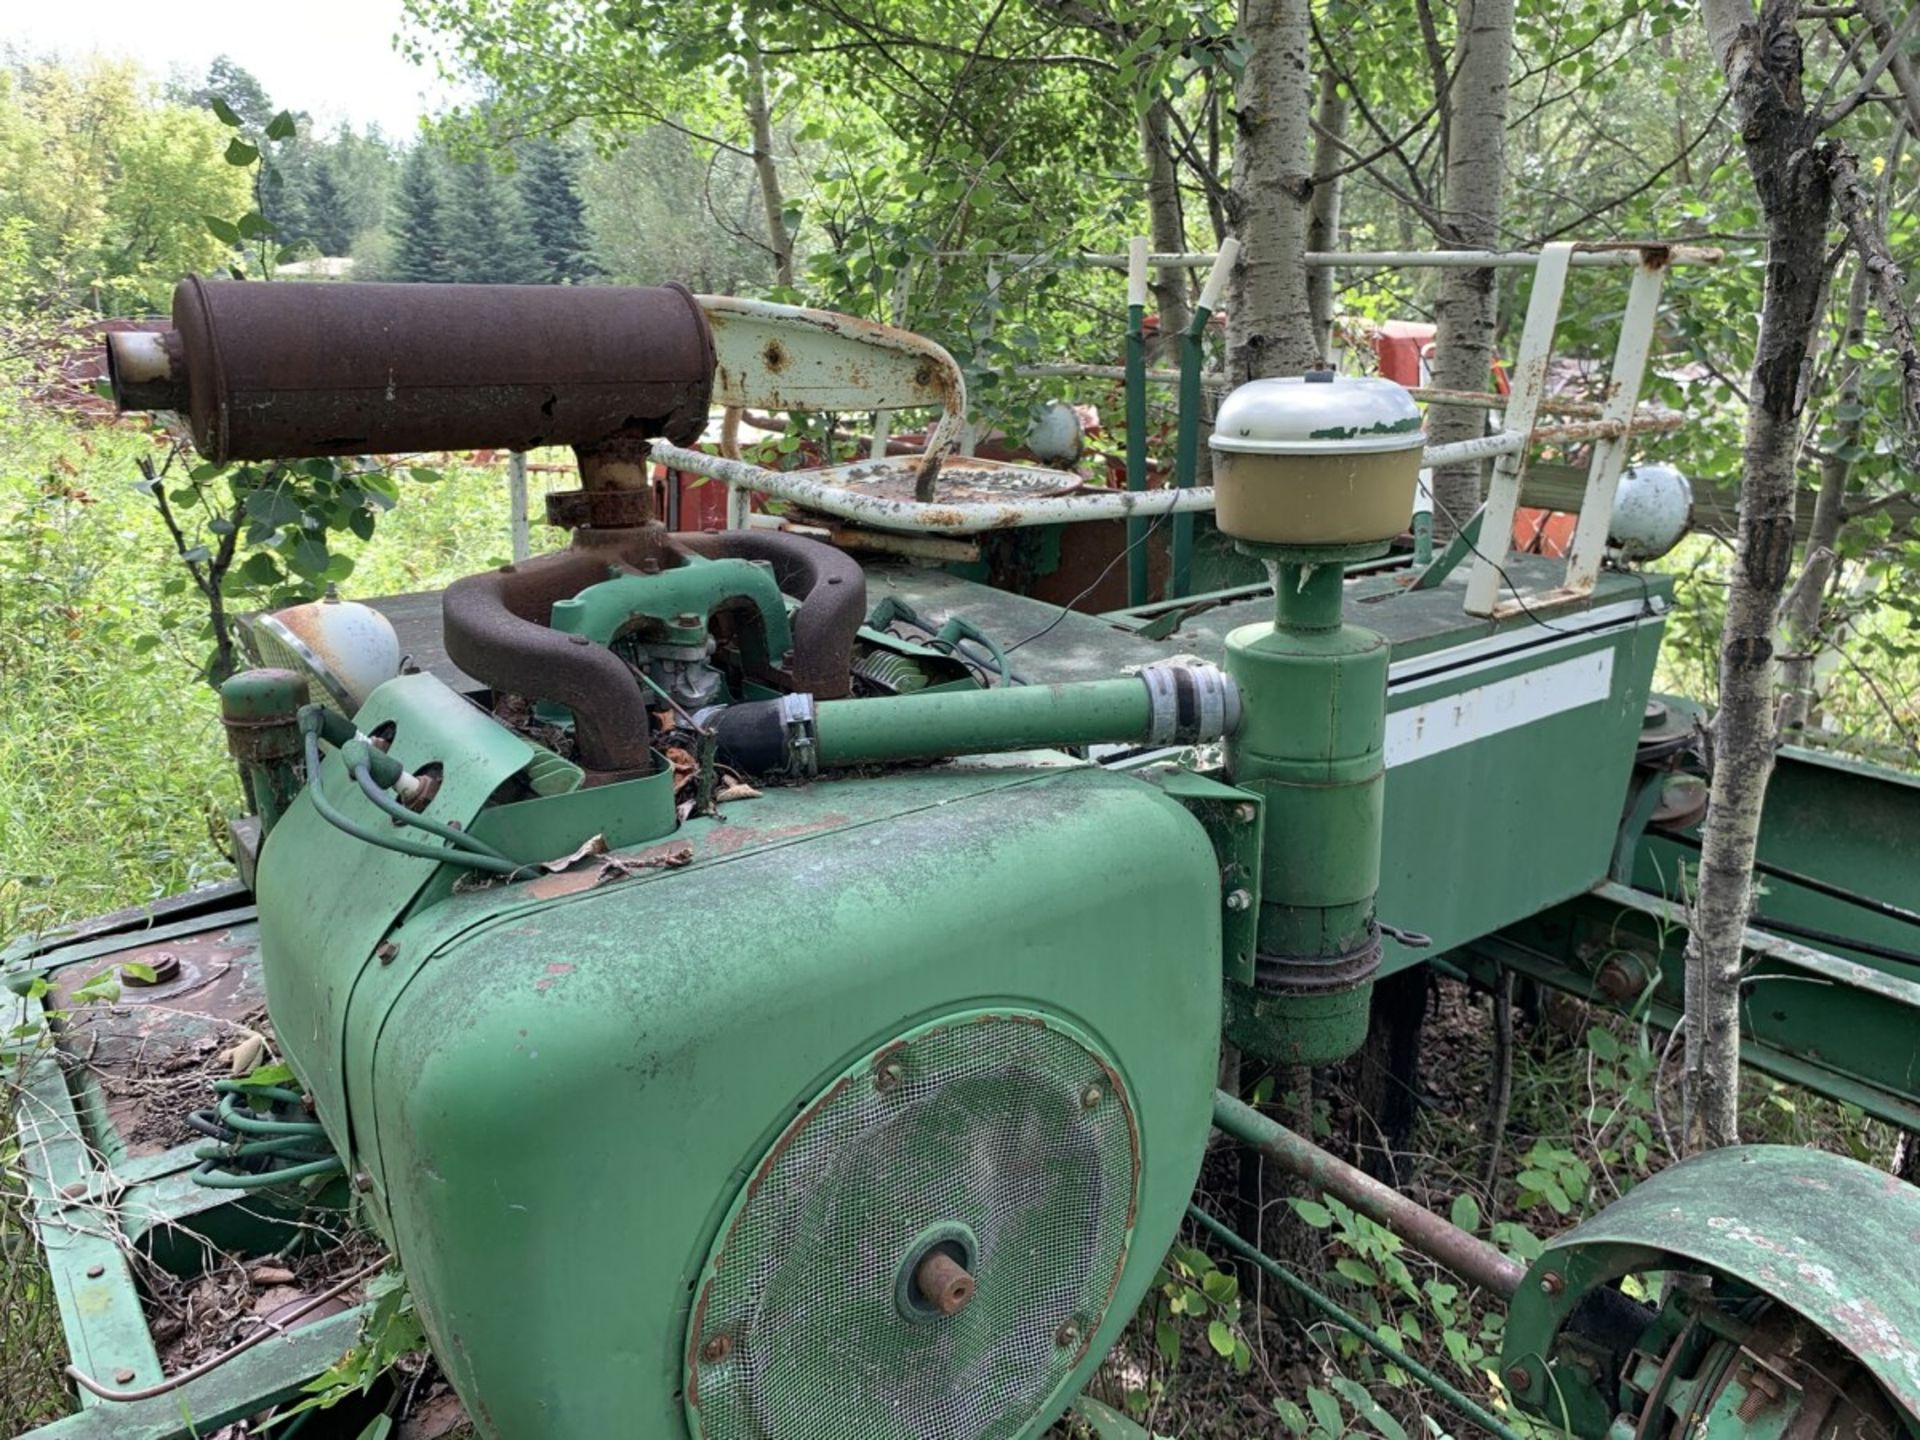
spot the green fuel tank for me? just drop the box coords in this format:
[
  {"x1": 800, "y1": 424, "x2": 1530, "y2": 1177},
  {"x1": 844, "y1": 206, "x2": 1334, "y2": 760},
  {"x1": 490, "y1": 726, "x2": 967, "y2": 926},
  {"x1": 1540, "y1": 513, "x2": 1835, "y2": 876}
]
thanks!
[{"x1": 255, "y1": 674, "x2": 1224, "y2": 1440}]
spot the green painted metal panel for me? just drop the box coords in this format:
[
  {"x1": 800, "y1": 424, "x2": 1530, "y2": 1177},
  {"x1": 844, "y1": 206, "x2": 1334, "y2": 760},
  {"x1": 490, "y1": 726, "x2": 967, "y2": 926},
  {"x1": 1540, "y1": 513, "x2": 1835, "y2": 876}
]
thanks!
[
  {"x1": 256, "y1": 672, "x2": 537, "y2": 1160},
  {"x1": 1376, "y1": 617, "x2": 1666, "y2": 966},
  {"x1": 1506, "y1": 1145, "x2": 1920, "y2": 1427},
  {"x1": 351, "y1": 764, "x2": 1221, "y2": 1439}
]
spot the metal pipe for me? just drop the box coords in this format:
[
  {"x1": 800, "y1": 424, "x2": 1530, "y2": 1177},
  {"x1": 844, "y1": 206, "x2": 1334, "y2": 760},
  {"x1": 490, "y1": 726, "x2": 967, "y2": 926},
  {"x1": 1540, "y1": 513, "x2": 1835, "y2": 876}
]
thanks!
[
  {"x1": 713, "y1": 663, "x2": 1238, "y2": 776},
  {"x1": 653, "y1": 440, "x2": 1222, "y2": 533},
  {"x1": 658, "y1": 430, "x2": 1531, "y2": 537},
  {"x1": 812, "y1": 670, "x2": 1236, "y2": 766},
  {"x1": 1172, "y1": 238, "x2": 1238, "y2": 598},
  {"x1": 1186, "y1": 1206, "x2": 1530, "y2": 1440},
  {"x1": 1125, "y1": 237, "x2": 1152, "y2": 607},
  {"x1": 1212, "y1": 1091, "x2": 1525, "y2": 1298},
  {"x1": 947, "y1": 245, "x2": 1722, "y2": 271}
]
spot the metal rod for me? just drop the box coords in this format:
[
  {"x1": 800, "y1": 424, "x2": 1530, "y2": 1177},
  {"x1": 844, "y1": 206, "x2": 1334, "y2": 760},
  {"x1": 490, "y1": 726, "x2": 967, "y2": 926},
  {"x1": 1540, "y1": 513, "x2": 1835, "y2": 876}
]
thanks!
[
  {"x1": 938, "y1": 245, "x2": 1722, "y2": 271},
  {"x1": 507, "y1": 451, "x2": 530, "y2": 563},
  {"x1": 1212, "y1": 1091, "x2": 1525, "y2": 1298},
  {"x1": 1126, "y1": 237, "x2": 1151, "y2": 607},
  {"x1": 1749, "y1": 915, "x2": 1920, "y2": 970},
  {"x1": 1187, "y1": 1206, "x2": 1531, "y2": 1440},
  {"x1": 1172, "y1": 238, "x2": 1237, "y2": 598},
  {"x1": 658, "y1": 419, "x2": 1629, "y2": 538}
]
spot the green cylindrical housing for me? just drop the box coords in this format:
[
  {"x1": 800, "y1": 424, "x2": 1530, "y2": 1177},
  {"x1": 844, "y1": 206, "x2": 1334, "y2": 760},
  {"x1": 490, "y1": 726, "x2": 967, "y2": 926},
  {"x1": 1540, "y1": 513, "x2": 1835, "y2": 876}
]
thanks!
[
  {"x1": 220, "y1": 668, "x2": 310, "y2": 835},
  {"x1": 816, "y1": 680, "x2": 1152, "y2": 765},
  {"x1": 1224, "y1": 560, "x2": 1388, "y2": 1066},
  {"x1": 805, "y1": 665, "x2": 1237, "y2": 770}
]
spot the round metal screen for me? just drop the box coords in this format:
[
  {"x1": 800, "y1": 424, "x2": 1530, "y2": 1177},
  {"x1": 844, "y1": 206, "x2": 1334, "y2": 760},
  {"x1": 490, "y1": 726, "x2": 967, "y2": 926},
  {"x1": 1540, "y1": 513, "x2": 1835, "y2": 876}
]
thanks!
[{"x1": 685, "y1": 1010, "x2": 1140, "y2": 1440}]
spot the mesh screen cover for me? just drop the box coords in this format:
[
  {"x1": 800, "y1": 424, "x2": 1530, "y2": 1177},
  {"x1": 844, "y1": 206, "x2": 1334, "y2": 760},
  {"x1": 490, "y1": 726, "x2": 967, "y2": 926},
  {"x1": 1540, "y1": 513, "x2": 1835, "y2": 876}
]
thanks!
[{"x1": 687, "y1": 1012, "x2": 1139, "y2": 1440}]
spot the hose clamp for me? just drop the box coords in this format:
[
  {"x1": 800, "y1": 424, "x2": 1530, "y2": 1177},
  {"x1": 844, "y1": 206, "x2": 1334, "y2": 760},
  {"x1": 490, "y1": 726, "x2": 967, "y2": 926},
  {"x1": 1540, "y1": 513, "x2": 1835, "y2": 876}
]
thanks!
[
  {"x1": 1139, "y1": 662, "x2": 1242, "y2": 745},
  {"x1": 1141, "y1": 664, "x2": 1181, "y2": 745},
  {"x1": 779, "y1": 692, "x2": 819, "y2": 779}
]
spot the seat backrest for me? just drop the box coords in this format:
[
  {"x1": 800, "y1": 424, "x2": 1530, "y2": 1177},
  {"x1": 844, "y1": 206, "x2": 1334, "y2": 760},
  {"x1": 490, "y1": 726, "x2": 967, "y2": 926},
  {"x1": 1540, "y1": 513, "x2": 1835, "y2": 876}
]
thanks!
[{"x1": 695, "y1": 295, "x2": 967, "y2": 460}]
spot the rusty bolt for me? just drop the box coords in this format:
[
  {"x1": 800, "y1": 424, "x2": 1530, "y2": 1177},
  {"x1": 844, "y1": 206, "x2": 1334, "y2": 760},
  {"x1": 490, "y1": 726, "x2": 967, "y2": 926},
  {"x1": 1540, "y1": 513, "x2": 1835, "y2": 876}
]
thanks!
[
  {"x1": 1736, "y1": 1369, "x2": 1784, "y2": 1422},
  {"x1": 1081, "y1": 1084, "x2": 1104, "y2": 1109},
  {"x1": 375, "y1": 941, "x2": 399, "y2": 965},
  {"x1": 701, "y1": 1332, "x2": 733, "y2": 1364},
  {"x1": 86, "y1": 1264, "x2": 105, "y2": 1279},
  {"x1": 1056, "y1": 1320, "x2": 1081, "y2": 1348},
  {"x1": 1539, "y1": 1271, "x2": 1565, "y2": 1297},
  {"x1": 1505, "y1": 1365, "x2": 1531, "y2": 1391},
  {"x1": 351, "y1": 1170, "x2": 373, "y2": 1193},
  {"x1": 874, "y1": 1062, "x2": 905, "y2": 1093},
  {"x1": 1225, "y1": 889, "x2": 1252, "y2": 912},
  {"x1": 673, "y1": 612, "x2": 702, "y2": 629},
  {"x1": 1234, "y1": 803, "x2": 1257, "y2": 824},
  {"x1": 114, "y1": 1369, "x2": 136, "y2": 1385},
  {"x1": 914, "y1": 1251, "x2": 976, "y2": 1317}
]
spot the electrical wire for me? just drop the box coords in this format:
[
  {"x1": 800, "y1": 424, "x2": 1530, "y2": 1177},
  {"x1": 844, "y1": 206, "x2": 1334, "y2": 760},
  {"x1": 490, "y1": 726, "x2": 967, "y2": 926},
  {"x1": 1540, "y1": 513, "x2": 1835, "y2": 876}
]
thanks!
[
  {"x1": 1006, "y1": 508, "x2": 1173, "y2": 654},
  {"x1": 1426, "y1": 490, "x2": 1659, "y2": 635}
]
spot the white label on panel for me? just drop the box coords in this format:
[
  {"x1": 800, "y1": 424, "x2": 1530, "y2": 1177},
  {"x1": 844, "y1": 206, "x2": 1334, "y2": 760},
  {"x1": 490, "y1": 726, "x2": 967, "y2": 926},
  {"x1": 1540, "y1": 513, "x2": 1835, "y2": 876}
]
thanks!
[{"x1": 1385, "y1": 649, "x2": 1615, "y2": 768}]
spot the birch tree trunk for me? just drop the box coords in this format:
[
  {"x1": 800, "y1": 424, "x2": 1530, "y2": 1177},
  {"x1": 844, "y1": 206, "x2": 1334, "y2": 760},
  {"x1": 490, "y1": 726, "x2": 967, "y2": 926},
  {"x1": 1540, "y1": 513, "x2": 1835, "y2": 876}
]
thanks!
[
  {"x1": 743, "y1": 35, "x2": 795, "y2": 289},
  {"x1": 1224, "y1": 0, "x2": 1317, "y2": 382},
  {"x1": 1777, "y1": 262, "x2": 1867, "y2": 732},
  {"x1": 1306, "y1": 68, "x2": 1348, "y2": 363},
  {"x1": 1141, "y1": 99, "x2": 1192, "y2": 366},
  {"x1": 1427, "y1": 0, "x2": 1515, "y2": 540},
  {"x1": 1688, "y1": 0, "x2": 1835, "y2": 1150}
]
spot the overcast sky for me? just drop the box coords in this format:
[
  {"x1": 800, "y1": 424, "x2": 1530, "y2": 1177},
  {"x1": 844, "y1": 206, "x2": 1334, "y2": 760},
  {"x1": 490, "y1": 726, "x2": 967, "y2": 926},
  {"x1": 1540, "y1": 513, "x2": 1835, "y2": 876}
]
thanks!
[{"x1": 6, "y1": 0, "x2": 467, "y2": 137}]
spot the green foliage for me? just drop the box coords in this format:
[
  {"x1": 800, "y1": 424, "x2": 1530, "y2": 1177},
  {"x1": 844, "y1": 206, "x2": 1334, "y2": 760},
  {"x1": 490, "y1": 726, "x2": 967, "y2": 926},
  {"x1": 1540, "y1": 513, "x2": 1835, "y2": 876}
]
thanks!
[
  {"x1": 0, "y1": 57, "x2": 251, "y2": 314},
  {"x1": 272, "y1": 1267, "x2": 426, "y2": 1427},
  {"x1": 1117, "y1": 1241, "x2": 1254, "y2": 1421}
]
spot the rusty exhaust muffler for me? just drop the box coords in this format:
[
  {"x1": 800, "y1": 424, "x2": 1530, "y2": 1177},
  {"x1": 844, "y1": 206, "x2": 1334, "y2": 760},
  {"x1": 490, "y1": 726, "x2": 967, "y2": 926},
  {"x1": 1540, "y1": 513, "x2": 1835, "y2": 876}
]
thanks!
[{"x1": 107, "y1": 277, "x2": 715, "y2": 463}]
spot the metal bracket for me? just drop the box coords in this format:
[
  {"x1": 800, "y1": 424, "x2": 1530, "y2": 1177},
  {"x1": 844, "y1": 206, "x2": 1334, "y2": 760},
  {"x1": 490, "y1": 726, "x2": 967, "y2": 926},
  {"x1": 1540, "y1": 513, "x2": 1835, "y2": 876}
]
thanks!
[{"x1": 1141, "y1": 768, "x2": 1264, "y2": 985}]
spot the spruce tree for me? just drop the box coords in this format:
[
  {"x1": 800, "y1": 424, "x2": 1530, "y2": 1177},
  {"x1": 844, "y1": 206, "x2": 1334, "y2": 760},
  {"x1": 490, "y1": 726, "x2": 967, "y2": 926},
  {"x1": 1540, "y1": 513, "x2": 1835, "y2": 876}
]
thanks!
[
  {"x1": 519, "y1": 138, "x2": 598, "y2": 284},
  {"x1": 304, "y1": 161, "x2": 355, "y2": 258},
  {"x1": 442, "y1": 159, "x2": 544, "y2": 284},
  {"x1": 391, "y1": 145, "x2": 450, "y2": 282}
]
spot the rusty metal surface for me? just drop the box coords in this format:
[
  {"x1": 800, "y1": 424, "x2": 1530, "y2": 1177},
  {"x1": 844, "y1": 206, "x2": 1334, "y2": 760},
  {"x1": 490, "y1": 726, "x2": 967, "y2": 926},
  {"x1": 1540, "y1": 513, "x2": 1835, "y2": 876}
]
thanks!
[
  {"x1": 442, "y1": 531, "x2": 683, "y2": 775},
  {"x1": 1211, "y1": 1091, "x2": 1526, "y2": 1297},
  {"x1": 442, "y1": 528, "x2": 866, "y2": 770},
  {"x1": 833, "y1": 454, "x2": 1083, "y2": 505},
  {"x1": 545, "y1": 488, "x2": 655, "y2": 531},
  {"x1": 49, "y1": 925, "x2": 268, "y2": 1160},
  {"x1": 116, "y1": 278, "x2": 715, "y2": 463},
  {"x1": 1534, "y1": 1143, "x2": 1920, "y2": 1422}
]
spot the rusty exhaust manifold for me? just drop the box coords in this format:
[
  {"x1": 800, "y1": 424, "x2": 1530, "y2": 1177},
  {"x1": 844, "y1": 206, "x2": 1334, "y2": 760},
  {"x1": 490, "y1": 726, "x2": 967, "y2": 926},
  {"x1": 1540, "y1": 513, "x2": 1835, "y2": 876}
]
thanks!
[{"x1": 442, "y1": 532, "x2": 866, "y2": 776}]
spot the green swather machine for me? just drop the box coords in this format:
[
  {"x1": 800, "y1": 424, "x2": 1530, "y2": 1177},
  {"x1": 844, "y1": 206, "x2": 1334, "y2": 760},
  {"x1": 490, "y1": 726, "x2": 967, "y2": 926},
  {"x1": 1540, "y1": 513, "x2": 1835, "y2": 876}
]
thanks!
[{"x1": 7, "y1": 260, "x2": 1920, "y2": 1440}]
